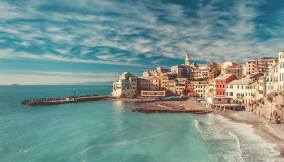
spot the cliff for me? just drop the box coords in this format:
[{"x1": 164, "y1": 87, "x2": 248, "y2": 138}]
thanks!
[{"x1": 246, "y1": 92, "x2": 284, "y2": 124}]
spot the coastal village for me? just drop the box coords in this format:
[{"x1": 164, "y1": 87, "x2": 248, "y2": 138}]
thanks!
[{"x1": 112, "y1": 51, "x2": 284, "y2": 124}]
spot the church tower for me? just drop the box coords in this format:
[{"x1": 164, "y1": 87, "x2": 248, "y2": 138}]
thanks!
[{"x1": 185, "y1": 53, "x2": 190, "y2": 66}]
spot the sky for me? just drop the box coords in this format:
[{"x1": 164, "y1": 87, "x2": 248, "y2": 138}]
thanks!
[{"x1": 0, "y1": 0, "x2": 283, "y2": 85}]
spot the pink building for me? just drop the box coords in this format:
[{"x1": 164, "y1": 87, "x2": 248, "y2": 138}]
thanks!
[{"x1": 215, "y1": 74, "x2": 236, "y2": 97}]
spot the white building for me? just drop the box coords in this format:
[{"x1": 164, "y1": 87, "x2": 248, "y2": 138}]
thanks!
[
  {"x1": 278, "y1": 51, "x2": 284, "y2": 90},
  {"x1": 226, "y1": 79, "x2": 256, "y2": 104},
  {"x1": 112, "y1": 72, "x2": 138, "y2": 98}
]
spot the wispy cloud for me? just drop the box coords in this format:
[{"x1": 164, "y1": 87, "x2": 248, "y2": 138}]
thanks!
[
  {"x1": 0, "y1": 0, "x2": 283, "y2": 84},
  {"x1": 0, "y1": 70, "x2": 116, "y2": 85}
]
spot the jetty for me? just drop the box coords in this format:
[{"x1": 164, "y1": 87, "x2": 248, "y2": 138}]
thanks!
[{"x1": 22, "y1": 94, "x2": 112, "y2": 106}]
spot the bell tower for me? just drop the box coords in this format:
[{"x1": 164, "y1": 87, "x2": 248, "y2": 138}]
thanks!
[{"x1": 185, "y1": 53, "x2": 190, "y2": 66}]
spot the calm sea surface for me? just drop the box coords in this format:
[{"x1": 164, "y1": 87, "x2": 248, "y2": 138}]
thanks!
[{"x1": 0, "y1": 85, "x2": 282, "y2": 162}]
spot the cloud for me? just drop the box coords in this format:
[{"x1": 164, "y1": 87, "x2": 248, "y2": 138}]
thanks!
[
  {"x1": 0, "y1": 48, "x2": 143, "y2": 66},
  {"x1": 0, "y1": 71, "x2": 116, "y2": 85},
  {"x1": 0, "y1": 0, "x2": 283, "y2": 83}
]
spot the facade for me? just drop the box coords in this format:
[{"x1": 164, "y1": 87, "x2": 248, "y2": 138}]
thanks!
[
  {"x1": 171, "y1": 65, "x2": 191, "y2": 78},
  {"x1": 266, "y1": 65, "x2": 278, "y2": 95},
  {"x1": 226, "y1": 79, "x2": 256, "y2": 104},
  {"x1": 192, "y1": 81, "x2": 207, "y2": 97},
  {"x1": 167, "y1": 78, "x2": 187, "y2": 96},
  {"x1": 187, "y1": 82, "x2": 195, "y2": 97},
  {"x1": 112, "y1": 72, "x2": 138, "y2": 98},
  {"x1": 215, "y1": 74, "x2": 236, "y2": 97},
  {"x1": 205, "y1": 80, "x2": 215, "y2": 98},
  {"x1": 143, "y1": 67, "x2": 170, "y2": 78},
  {"x1": 221, "y1": 61, "x2": 243, "y2": 79},
  {"x1": 256, "y1": 76, "x2": 266, "y2": 99},
  {"x1": 141, "y1": 90, "x2": 166, "y2": 97},
  {"x1": 192, "y1": 64, "x2": 211, "y2": 80},
  {"x1": 137, "y1": 76, "x2": 161, "y2": 91},
  {"x1": 243, "y1": 57, "x2": 277, "y2": 77},
  {"x1": 278, "y1": 51, "x2": 284, "y2": 90}
]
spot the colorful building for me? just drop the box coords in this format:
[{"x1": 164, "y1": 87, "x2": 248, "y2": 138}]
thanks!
[
  {"x1": 221, "y1": 61, "x2": 243, "y2": 79},
  {"x1": 187, "y1": 82, "x2": 195, "y2": 97},
  {"x1": 215, "y1": 74, "x2": 236, "y2": 97}
]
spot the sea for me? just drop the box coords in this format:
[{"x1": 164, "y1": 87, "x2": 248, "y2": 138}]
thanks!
[{"x1": 0, "y1": 85, "x2": 283, "y2": 162}]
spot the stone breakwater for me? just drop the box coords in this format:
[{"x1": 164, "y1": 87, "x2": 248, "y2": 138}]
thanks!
[{"x1": 22, "y1": 95, "x2": 112, "y2": 106}]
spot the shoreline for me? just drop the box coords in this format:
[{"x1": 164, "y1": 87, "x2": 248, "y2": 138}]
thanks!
[
  {"x1": 116, "y1": 97, "x2": 284, "y2": 158},
  {"x1": 214, "y1": 110, "x2": 284, "y2": 157}
]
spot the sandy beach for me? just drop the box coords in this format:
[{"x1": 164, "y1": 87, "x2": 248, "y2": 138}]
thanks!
[
  {"x1": 118, "y1": 97, "x2": 284, "y2": 157},
  {"x1": 215, "y1": 110, "x2": 284, "y2": 157},
  {"x1": 128, "y1": 98, "x2": 212, "y2": 113}
]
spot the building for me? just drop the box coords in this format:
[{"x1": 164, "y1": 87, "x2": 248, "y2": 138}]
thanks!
[
  {"x1": 205, "y1": 80, "x2": 215, "y2": 98},
  {"x1": 226, "y1": 79, "x2": 256, "y2": 104},
  {"x1": 192, "y1": 81, "x2": 207, "y2": 97},
  {"x1": 140, "y1": 90, "x2": 166, "y2": 97},
  {"x1": 192, "y1": 64, "x2": 211, "y2": 80},
  {"x1": 255, "y1": 76, "x2": 266, "y2": 99},
  {"x1": 278, "y1": 51, "x2": 284, "y2": 90},
  {"x1": 215, "y1": 74, "x2": 236, "y2": 97},
  {"x1": 160, "y1": 73, "x2": 172, "y2": 90},
  {"x1": 187, "y1": 82, "x2": 195, "y2": 97},
  {"x1": 170, "y1": 65, "x2": 191, "y2": 78},
  {"x1": 166, "y1": 78, "x2": 188, "y2": 96},
  {"x1": 243, "y1": 57, "x2": 277, "y2": 77},
  {"x1": 112, "y1": 72, "x2": 138, "y2": 98},
  {"x1": 185, "y1": 53, "x2": 190, "y2": 66},
  {"x1": 175, "y1": 82, "x2": 187, "y2": 96},
  {"x1": 143, "y1": 67, "x2": 170, "y2": 78},
  {"x1": 221, "y1": 61, "x2": 243, "y2": 79},
  {"x1": 265, "y1": 65, "x2": 278, "y2": 95},
  {"x1": 138, "y1": 76, "x2": 160, "y2": 91}
]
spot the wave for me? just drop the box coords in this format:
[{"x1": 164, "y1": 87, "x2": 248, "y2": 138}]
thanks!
[
  {"x1": 79, "y1": 133, "x2": 164, "y2": 155},
  {"x1": 228, "y1": 132, "x2": 244, "y2": 162},
  {"x1": 212, "y1": 115, "x2": 283, "y2": 162}
]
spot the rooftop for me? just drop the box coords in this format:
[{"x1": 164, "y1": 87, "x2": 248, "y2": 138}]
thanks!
[
  {"x1": 215, "y1": 74, "x2": 234, "y2": 80},
  {"x1": 228, "y1": 79, "x2": 254, "y2": 85}
]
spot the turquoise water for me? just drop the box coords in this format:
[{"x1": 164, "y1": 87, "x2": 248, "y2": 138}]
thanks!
[{"x1": 0, "y1": 85, "x2": 282, "y2": 162}]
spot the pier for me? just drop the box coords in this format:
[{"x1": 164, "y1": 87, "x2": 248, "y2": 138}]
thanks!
[{"x1": 22, "y1": 95, "x2": 112, "y2": 106}]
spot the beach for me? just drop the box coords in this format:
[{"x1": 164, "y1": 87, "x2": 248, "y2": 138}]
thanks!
[
  {"x1": 122, "y1": 97, "x2": 284, "y2": 159},
  {"x1": 217, "y1": 110, "x2": 284, "y2": 157}
]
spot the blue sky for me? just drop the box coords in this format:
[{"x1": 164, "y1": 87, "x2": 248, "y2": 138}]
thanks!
[{"x1": 0, "y1": 0, "x2": 283, "y2": 84}]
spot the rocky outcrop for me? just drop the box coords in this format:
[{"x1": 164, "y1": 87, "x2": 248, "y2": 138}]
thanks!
[{"x1": 246, "y1": 92, "x2": 284, "y2": 124}]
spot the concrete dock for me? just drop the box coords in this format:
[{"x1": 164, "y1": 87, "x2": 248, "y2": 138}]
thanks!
[{"x1": 22, "y1": 95, "x2": 112, "y2": 106}]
